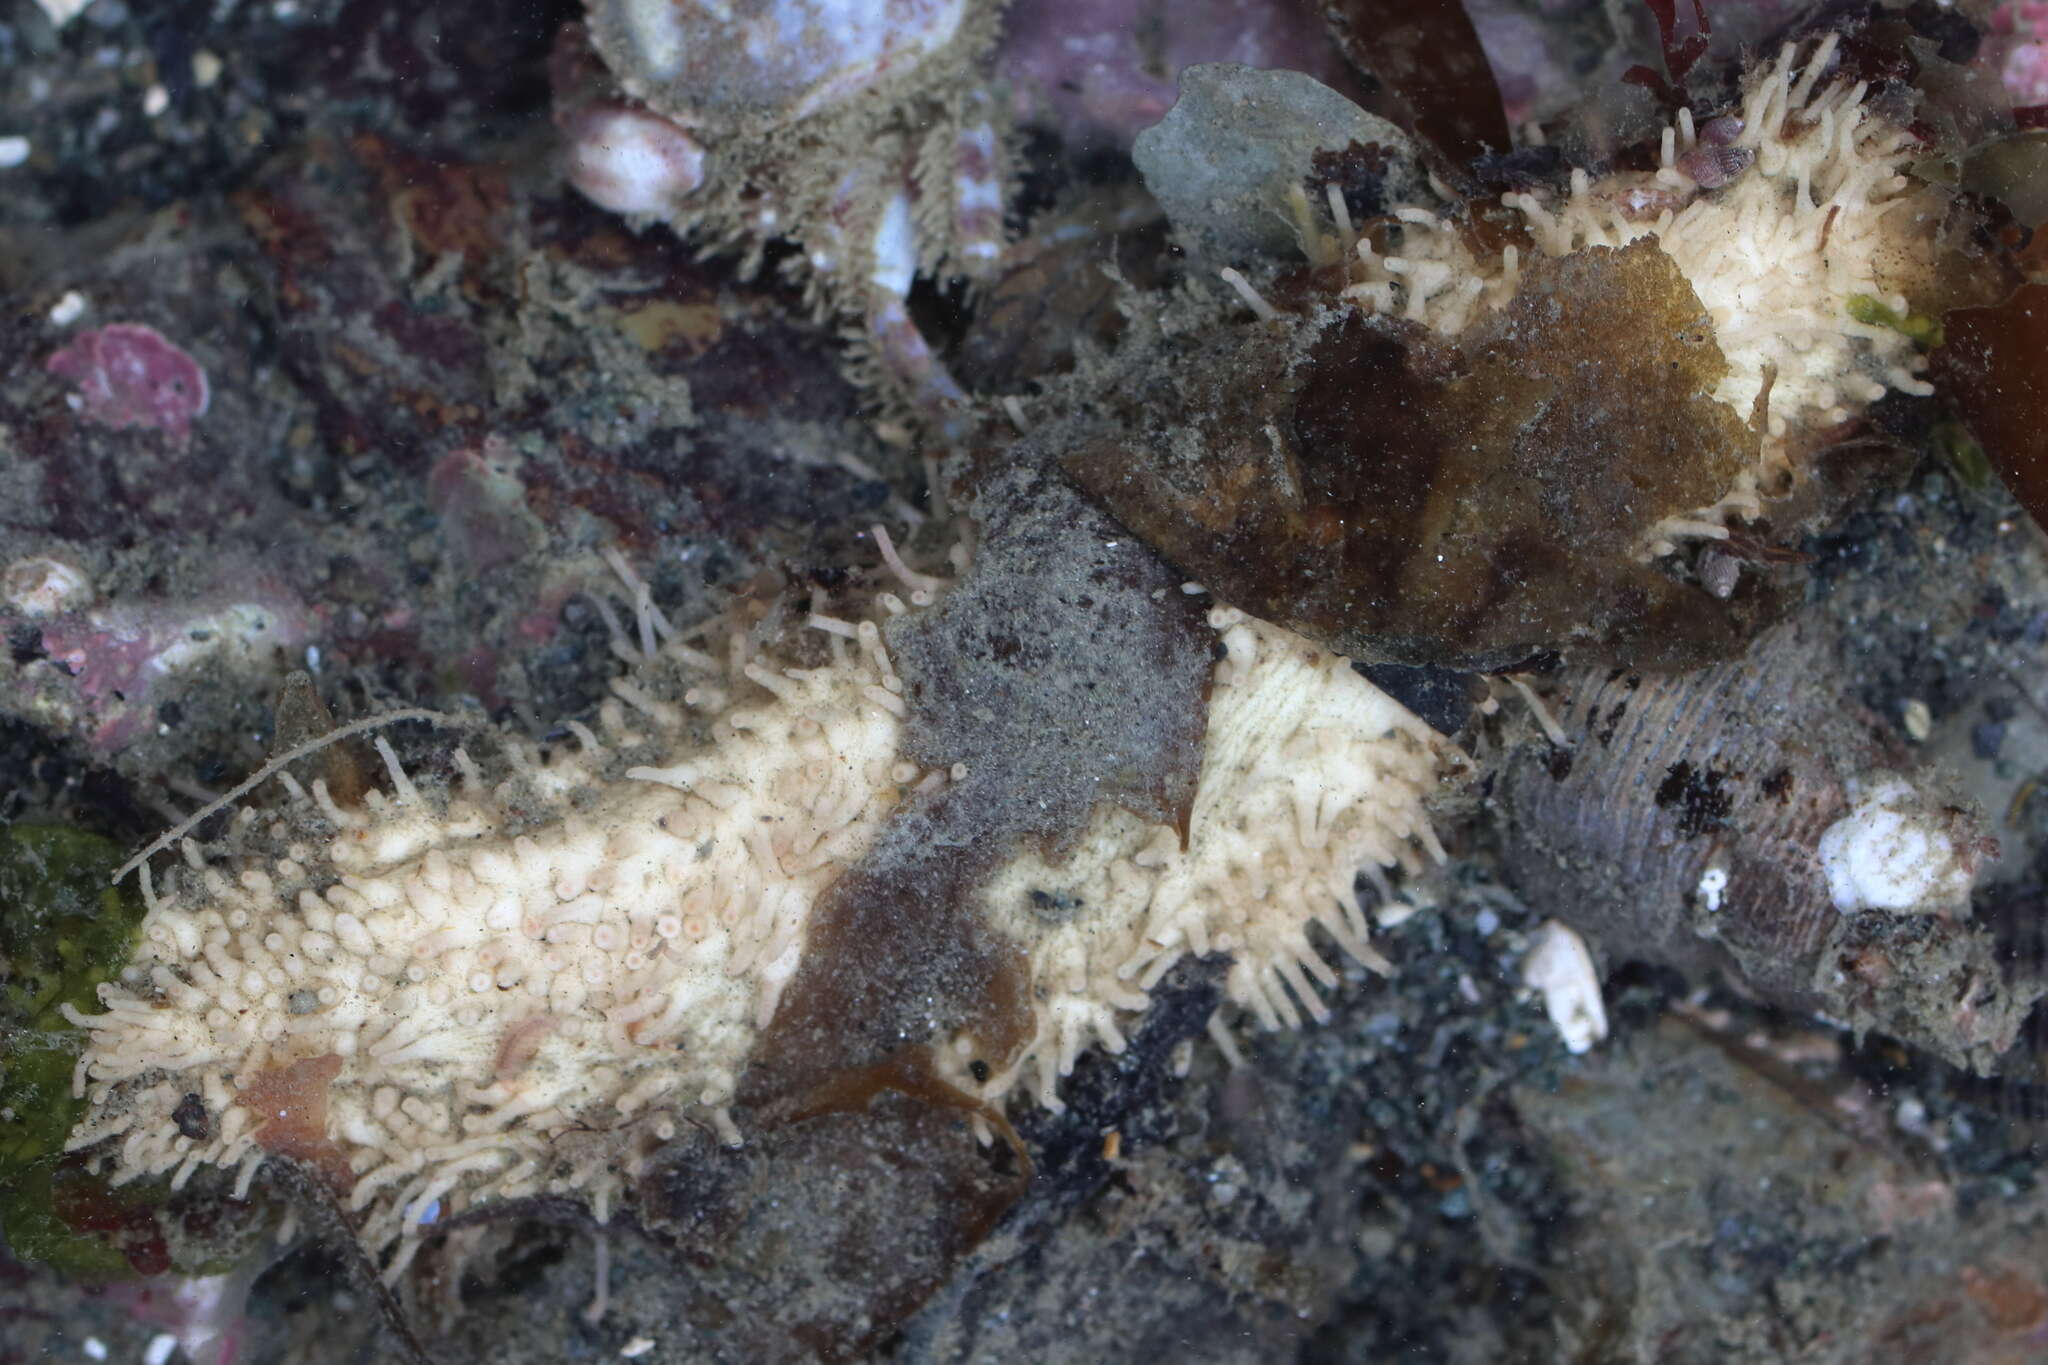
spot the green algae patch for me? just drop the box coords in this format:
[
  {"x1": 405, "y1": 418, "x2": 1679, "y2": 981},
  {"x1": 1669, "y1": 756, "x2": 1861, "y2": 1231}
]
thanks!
[
  {"x1": 0, "y1": 823, "x2": 152, "y2": 1277},
  {"x1": 1848, "y1": 293, "x2": 1945, "y2": 349},
  {"x1": 1934, "y1": 419, "x2": 1997, "y2": 491}
]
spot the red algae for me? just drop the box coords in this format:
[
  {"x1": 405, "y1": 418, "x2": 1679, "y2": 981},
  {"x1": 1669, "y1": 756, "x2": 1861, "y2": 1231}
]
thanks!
[
  {"x1": 45, "y1": 324, "x2": 211, "y2": 447},
  {"x1": 1320, "y1": 0, "x2": 1512, "y2": 182},
  {"x1": 49, "y1": 1166, "x2": 173, "y2": 1277}
]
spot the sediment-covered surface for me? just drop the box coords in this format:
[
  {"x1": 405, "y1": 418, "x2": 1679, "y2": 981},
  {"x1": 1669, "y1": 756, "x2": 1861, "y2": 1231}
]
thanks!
[{"x1": 7, "y1": 0, "x2": 2048, "y2": 1362}]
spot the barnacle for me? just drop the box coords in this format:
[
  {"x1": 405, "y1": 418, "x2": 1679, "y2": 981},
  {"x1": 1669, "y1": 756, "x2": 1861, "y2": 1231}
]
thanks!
[
  {"x1": 1493, "y1": 611, "x2": 2031, "y2": 1070},
  {"x1": 557, "y1": 0, "x2": 1014, "y2": 412}
]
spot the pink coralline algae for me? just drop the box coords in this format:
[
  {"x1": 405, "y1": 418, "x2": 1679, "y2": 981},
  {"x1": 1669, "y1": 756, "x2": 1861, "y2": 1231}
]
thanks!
[
  {"x1": 425, "y1": 439, "x2": 545, "y2": 574},
  {"x1": 12, "y1": 590, "x2": 310, "y2": 752},
  {"x1": 45, "y1": 323, "x2": 211, "y2": 446},
  {"x1": 1988, "y1": 0, "x2": 2048, "y2": 105}
]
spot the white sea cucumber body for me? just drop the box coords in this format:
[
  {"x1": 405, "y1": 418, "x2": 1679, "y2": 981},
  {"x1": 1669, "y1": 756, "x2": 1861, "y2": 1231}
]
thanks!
[
  {"x1": 63, "y1": 585, "x2": 1459, "y2": 1269},
  {"x1": 1312, "y1": 37, "x2": 1940, "y2": 547},
  {"x1": 964, "y1": 608, "x2": 1462, "y2": 1109},
  {"x1": 64, "y1": 623, "x2": 910, "y2": 1273}
]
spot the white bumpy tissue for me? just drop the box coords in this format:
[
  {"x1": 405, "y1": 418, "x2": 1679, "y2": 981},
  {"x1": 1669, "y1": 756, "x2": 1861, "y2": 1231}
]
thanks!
[{"x1": 1817, "y1": 777, "x2": 1976, "y2": 914}]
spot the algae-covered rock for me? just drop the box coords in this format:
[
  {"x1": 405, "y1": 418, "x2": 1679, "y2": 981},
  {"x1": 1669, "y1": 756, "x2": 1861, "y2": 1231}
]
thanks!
[{"x1": 0, "y1": 824, "x2": 152, "y2": 1276}]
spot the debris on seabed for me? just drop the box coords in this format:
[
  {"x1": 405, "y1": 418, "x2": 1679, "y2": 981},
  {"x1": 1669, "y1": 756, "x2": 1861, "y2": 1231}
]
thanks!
[{"x1": 1522, "y1": 920, "x2": 1610, "y2": 1054}]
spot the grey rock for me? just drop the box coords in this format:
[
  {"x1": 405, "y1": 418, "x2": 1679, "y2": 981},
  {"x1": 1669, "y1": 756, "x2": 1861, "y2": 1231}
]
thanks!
[{"x1": 1132, "y1": 64, "x2": 1424, "y2": 263}]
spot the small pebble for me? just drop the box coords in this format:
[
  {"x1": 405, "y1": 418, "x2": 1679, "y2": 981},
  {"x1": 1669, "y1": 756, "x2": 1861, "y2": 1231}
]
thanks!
[
  {"x1": 0, "y1": 136, "x2": 30, "y2": 168},
  {"x1": 1902, "y1": 698, "x2": 1931, "y2": 743},
  {"x1": 1971, "y1": 720, "x2": 2006, "y2": 761}
]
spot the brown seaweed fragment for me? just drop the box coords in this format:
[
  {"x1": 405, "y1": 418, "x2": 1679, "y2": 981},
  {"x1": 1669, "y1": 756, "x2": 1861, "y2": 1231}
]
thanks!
[
  {"x1": 1318, "y1": 0, "x2": 1511, "y2": 184},
  {"x1": 744, "y1": 785, "x2": 1031, "y2": 1112},
  {"x1": 234, "y1": 1054, "x2": 354, "y2": 1192},
  {"x1": 1932, "y1": 281, "x2": 2048, "y2": 532},
  {"x1": 1064, "y1": 239, "x2": 1777, "y2": 671},
  {"x1": 271, "y1": 671, "x2": 372, "y2": 809}
]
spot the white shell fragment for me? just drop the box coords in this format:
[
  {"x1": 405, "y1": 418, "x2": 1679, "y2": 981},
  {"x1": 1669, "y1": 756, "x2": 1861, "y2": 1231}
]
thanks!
[
  {"x1": 1695, "y1": 863, "x2": 1729, "y2": 914},
  {"x1": 594, "y1": 0, "x2": 971, "y2": 129},
  {"x1": 1818, "y1": 776, "x2": 1978, "y2": 914},
  {"x1": 1, "y1": 554, "x2": 95, "y2": 617},
  {"x1": 1522, "y1": 919, "x2": 1608, "y2": 1054}
]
